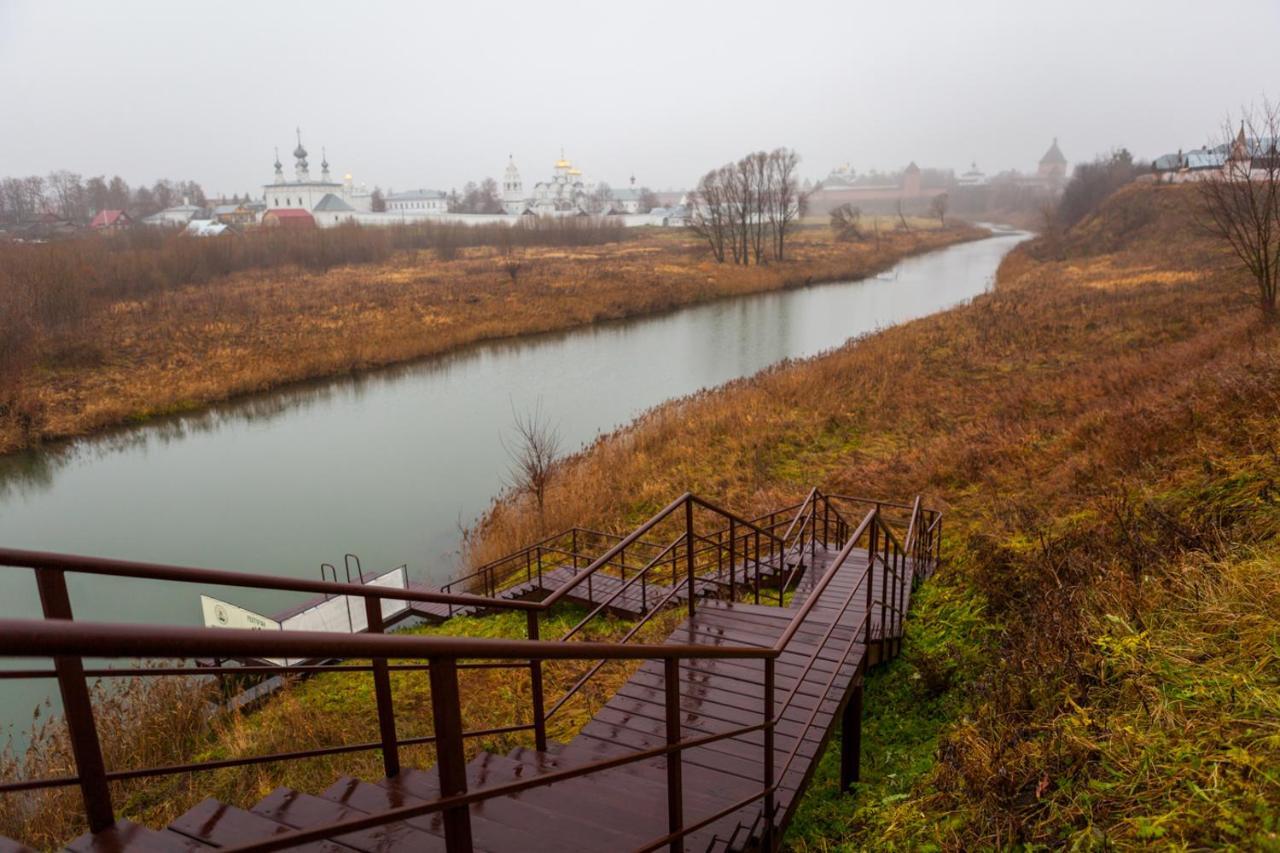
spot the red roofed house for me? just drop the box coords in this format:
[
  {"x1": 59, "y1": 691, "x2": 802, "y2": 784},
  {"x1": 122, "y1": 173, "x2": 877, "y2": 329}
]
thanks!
[
  {"x1": 261, "y1": 208, "x2": 316, "y2": 230},
  {"x1": 89, "y1": 209, "x2": 133, "y2": 233}
]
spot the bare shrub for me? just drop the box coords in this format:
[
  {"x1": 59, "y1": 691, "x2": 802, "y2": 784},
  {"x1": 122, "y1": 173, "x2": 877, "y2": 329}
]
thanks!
[{"x1": 502, "y1": 401, "x2": 561, "y2": 518}]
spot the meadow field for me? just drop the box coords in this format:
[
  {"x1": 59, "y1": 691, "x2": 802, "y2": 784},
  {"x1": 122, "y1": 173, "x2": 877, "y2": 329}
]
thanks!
[{"x1": 0, "y1": 220, "x2": 975, "y2": 455}]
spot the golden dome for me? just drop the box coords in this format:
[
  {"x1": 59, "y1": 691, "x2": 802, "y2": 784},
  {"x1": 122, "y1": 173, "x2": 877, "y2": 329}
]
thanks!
[
  {"x1": 567, "y1": 167, "x2": 582, "y2": 176},
  {"x1": 555, "y1": 159, "x2": 572, "y2": 169}
]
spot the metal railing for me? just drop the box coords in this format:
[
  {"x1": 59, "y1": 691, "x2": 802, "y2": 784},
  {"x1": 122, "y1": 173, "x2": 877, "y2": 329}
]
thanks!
[{"x1": 0, "y1": 489, "x2": 941, "y2": 851}]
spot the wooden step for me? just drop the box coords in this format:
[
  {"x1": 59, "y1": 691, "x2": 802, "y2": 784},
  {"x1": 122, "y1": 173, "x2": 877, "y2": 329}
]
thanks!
[
  {"x1": 65, "y1": 820, "x2": 204, "y2": 852},
  {"x1": 167, "y1": 798, "x2": 347, "y2": 851},
  {"x1": 252, "y1": 786, "x2": 441, "y2": 852}
]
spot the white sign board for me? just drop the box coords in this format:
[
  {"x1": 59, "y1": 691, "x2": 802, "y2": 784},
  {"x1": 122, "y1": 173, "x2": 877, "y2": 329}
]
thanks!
[{"x1": 200, "y1": 595, "x2": 282, "y2": 631}]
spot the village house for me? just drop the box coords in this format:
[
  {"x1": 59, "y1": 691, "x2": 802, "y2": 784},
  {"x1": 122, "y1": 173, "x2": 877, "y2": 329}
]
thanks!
[{"x1": 89, "y1": 209, "x2": 132, "y2": 233}]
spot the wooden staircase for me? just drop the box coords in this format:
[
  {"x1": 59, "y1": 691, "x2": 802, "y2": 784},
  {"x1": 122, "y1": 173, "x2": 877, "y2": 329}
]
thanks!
[{"x1": 0, "y1": 490, "x2": 941, "y2": 852}]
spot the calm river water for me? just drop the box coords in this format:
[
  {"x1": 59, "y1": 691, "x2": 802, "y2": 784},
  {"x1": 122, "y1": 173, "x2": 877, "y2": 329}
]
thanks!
[{"x1": 0, "y1": 227, "x2": 1029, "y2": 737}]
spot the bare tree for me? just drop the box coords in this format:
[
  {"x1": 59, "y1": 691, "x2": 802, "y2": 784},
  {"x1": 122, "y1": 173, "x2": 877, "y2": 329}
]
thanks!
[
  {"x1": 895, "y1": 198, "x2": 911, "y2": 231},
  {"x1": 1195, "y1": 102, "x2": 1280, "y2": 319},
  {"x1": 688, "y1": 168, "x2": 729, "y2": 262},
  {"x1": 588, "y1": 182, "x2": 614, "y2": 214},
  {"x1": 930, "y1": 192, "x2": 949, "y2": 227},
  {"x1": 830, "y1": 203, "x2": 863, "y2": 242},
  {"x1": 503, "y1": 401, "x2": 562, "y2": 517},
  {"x1": 766, "y1": 148, "x2": 804, "y2": 260}
]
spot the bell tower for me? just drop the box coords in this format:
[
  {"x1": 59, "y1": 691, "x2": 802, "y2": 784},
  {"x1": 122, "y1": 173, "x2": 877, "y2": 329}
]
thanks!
[{"x1": 503, "y1": 155, "x2": 524, "y2": 214}]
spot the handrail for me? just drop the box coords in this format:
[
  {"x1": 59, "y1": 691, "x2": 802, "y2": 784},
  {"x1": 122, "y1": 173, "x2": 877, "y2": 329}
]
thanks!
[
  {"x1": 0, "y1": 617, "x2": 775, "y2": 662},
  {"x1": 0, "y1": 548, "x2": 542, "y2": 612},
  {"x1": 540, "y1": 493, "x2": 785, "y2": 609},
  {"x1": 556, "y1": 532, "x2": 686, "y2": 641}
]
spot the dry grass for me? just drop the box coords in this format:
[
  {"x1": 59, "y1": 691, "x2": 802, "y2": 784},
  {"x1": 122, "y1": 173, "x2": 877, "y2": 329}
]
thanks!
[
  {"x1": 3, "y1": 223, "x2": 975, "y2": 455},
  {"x1": 463, "y1": 183, "x2": 1280, "y2": 848}
]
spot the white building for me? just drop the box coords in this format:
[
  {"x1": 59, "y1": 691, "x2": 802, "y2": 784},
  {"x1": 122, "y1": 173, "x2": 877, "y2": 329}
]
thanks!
[
  {"x1": 263, "y1": 130, "x2": 374, "y2": 214},
  {"x1": 386, "y1": 189, "x2": 447, "y2": 213},
  {"x1": 141, "y1": 200, "x2": 205, "y2": 227},
  {"x1": 501, "y1": 152, "x2": 653, "y2": 216}
]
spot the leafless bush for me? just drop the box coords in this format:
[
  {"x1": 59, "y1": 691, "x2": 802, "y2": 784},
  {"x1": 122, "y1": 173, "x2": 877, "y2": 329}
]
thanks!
[
  {"x1": 830, "y1": 203, "x2": 864, "y2": 242},
  {"x1": 502, "y1": 401, "x2": 561, "y2": 517}
]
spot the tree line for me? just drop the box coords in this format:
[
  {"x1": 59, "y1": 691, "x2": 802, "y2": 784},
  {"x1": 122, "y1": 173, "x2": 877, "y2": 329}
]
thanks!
[
  {"x1": 0, "y1": 172, "x2": 211, "y2": 225},
  {"x1": 687, "y1": 148, "x2": 805, "y2": 264}
]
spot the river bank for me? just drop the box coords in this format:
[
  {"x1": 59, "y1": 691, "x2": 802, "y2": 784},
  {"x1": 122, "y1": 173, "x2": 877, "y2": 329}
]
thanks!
[
  {"x1": 4, "y1": 223, "x2": 981, "y2": 455},
  {"x1": 460, "y1": 183, "x2": 1280, "y2": 848}
]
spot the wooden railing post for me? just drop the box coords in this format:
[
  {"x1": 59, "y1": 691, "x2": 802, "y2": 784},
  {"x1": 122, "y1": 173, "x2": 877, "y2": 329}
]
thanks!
[
  {"x1": 685, "y1": 499, "x2": 696, "y2": 618},
  {"x1": 526, "y1": 610, "x2": 547, "y2": 752},
  {"x1": 364, "y1": 594, "x2": 401, "y2": 778},
  {"x1": 34, "y1": 568, "x2": 114, "y2": 833},
  {"x1": 571, "y1": 529, "x2": 579, "y2": 572},
  {"x1": 762, "y1": 656, "x2": 776, "y2": 851},
  {"x1": 429, "y1": 657, "x2": 473, "y2": 853},
  {"x1": 664, "y1": 657, "x2": 684, "y2": 853},
  {"x1": 840, "y1": 679, "x2": 863, "y2": 790}
]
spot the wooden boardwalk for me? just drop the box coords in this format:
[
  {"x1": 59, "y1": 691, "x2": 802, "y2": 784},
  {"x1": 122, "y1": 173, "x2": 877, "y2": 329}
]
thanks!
[{"x1": 60, "y1": 544, "x2": 917, "y2": 852}]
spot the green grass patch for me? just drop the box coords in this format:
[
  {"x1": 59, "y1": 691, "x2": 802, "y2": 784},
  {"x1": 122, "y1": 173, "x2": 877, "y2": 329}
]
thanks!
[{"x1": 784, "y1": 576, "x2": 996, "y2": 851}]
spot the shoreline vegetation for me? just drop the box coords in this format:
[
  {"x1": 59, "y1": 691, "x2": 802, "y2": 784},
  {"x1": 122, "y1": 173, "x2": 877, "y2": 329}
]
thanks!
[
  {"x1": 1, "y1": 219, "x2": 981, "y2": 456},
  {"x1": 7, "y1": 182, "x2": 1275, "y2": 849}
]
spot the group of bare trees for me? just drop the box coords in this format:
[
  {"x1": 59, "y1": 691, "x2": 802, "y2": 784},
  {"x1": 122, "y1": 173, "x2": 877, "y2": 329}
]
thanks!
[
  {"x1": 688, "y1": 148, "x2": 805, "y2": 265},
  {"x1": 1196, "y1": 101, "x2": 1280, "y2": 319},
  {"x1": 0, "y1": 172, "x2": 208, "y2": 225}
]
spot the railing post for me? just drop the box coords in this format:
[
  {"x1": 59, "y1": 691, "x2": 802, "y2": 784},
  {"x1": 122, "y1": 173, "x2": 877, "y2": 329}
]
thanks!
[
  {"x1": 866, "y1": 521, "x2": 877, "y2": 647},
  {"x1": 753, "y1": 530, "x2": 761, "y2": 605},
  {"x1": 685, "y1": 499, "x2": 696, "y2": 618},
  {"x1": 34, "y1": 568, "x2": 114, "y2": 833},
  {"x1": 729, "y1": 518, "x2": 737, "y2": 602},
  {"x1": 364, "y1": 595, "x2": 400, "y2": 778},
  {"x1": 663, "y1": 657, "x2": 684, "y2": 853},
  {"x1": 536, "y1": 545, "x2": 544, "y2": 588},
  {"x1": 428, "y1": 657, "x2": 473, "y2": 853},
  {"x1": 823, "y1": 498, "x2": 831, "y2": 548},
  {"x1": 571, "y1": 529, "x2": 579, "y2": 572},
  {"x1": 880, "y1": 530, "x2": 889, "y2": 647},
  {"x1": 526, "y1": 610, "x2": 547, "y2": 753},
  {"x1": 762, "y1": 656, "x2": 776, "y2": 851},
  {"x1": 810, "y1": 503, "x2": 818, "y2": 566},
  {"x1": 840, "y1": 679, "x2": 863, "y2": 790}
]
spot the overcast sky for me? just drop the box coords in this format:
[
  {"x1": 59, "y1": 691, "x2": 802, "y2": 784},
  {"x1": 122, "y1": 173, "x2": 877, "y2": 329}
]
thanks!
[{"x1": 2, "y1": 0, "x2": 1277, "y2": 197}]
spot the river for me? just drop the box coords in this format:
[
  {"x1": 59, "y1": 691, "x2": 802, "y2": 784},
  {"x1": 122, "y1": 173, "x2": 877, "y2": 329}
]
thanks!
[{"x1": 0, "y1": 226, "x2": 1029, "y2": 738}]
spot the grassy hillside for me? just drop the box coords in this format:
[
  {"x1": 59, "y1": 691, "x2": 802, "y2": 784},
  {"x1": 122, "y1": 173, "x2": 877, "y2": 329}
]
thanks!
[{"x1": 464, "y1": 182, "x2": 1280, "y2": 849}]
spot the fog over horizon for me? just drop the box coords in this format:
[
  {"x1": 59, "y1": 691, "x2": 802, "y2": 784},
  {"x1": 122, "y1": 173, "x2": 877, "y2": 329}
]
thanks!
[{"x1": 2, "y1": 0, "x2": 1278, "y2": 197}]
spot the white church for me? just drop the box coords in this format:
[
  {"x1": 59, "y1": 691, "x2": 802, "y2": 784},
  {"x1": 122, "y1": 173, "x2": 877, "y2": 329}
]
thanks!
[
  {"x1": 263, "y1": 131, "x2": 375, "y2": 217},
  {"x1": 502, "y1": 152, "x2": 648, "y2": 216}
]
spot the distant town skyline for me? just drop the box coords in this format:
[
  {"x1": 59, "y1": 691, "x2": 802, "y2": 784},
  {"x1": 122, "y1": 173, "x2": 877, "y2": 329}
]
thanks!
[{"x1": 2, "y1": 0, "x2": 1278, "y2": 195}]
